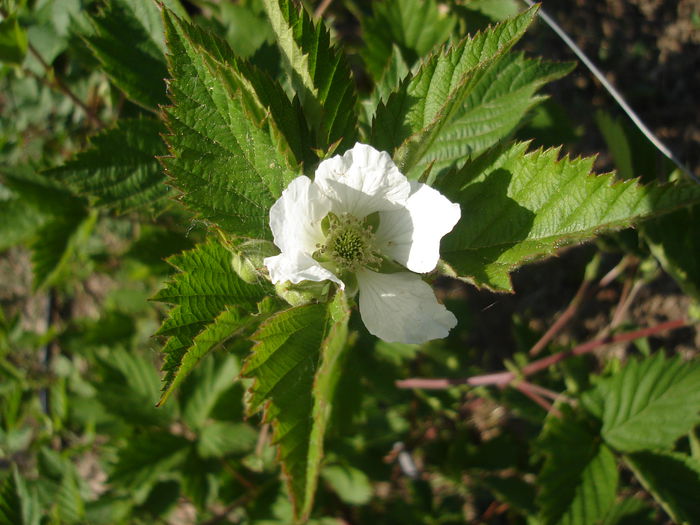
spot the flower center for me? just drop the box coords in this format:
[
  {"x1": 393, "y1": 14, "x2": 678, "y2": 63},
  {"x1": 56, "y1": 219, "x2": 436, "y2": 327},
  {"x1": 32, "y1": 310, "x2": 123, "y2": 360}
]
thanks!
[{"x1": 318, "y1": 212, "x2": 381, "y2": 273}]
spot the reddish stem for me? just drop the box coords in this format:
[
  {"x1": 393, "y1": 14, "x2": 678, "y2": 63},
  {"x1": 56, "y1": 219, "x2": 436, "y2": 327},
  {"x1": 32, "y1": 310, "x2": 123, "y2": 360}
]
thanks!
[
  {"x1": 529, "y1": 276, "x2": 593, "y2": 356},
  {"x1": 396, "y1": 318, "x2": 688, "y2": 390},
  {"x1": 516, "y1": 382, "x2": 561, "y2": 417}
]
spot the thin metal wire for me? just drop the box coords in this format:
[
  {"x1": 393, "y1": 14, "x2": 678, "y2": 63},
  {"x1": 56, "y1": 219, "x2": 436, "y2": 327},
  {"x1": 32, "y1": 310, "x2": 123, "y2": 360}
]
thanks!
[{"x1": 522, "y1": 0, "x2": 699, "y2": 183}]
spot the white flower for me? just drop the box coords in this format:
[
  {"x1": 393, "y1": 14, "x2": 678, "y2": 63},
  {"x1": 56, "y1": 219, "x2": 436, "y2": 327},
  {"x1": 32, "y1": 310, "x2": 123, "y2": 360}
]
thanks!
[{"x1": 264, "y1": 143, "x2": 461, "y2": 344}]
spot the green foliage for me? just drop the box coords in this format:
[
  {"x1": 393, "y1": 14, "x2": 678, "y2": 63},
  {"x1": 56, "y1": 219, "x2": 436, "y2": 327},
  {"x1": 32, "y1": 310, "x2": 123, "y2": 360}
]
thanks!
[
  {"x1": 371, "y1": 5, "x2": 538, "y2": 175},
  {"x1": 153, "y1": 240, "x2": 271, "y2": 404},
  {"x1": 3, "y1": 0, "x2": 700, "y2": 523},
  {"x1": 536, "y1": 406, "x2": 618, "y2": 525},
  {"x1": 1, "y1": 170, "x2": 91, "y2": 288},
  {"x1": 409, "y1": 53, "x2": 574, "y2": 180},
  {"x1": 643, "y1": 205, "x2": 700, "y2": 302},
  {"x1": 594, "y1": 353, "x2": 700, "y2": 452},
  {"x1": 0, "y1": 468, "x2": 40, "y2": 525},
  {"x1": 243, "y1": 292, "x2": 350, "y2": 521},
  {"x1": 161, "y1": 9, "x2": 297, "y2": 237},
  {"x1": 47, "y1": 119, "x2": 170, "y2": 213},
  {"x1": 0, "y1": 15, "x2": 28, "y2": 65},
  {"x1": 625, "y1": 451, "x2": 700, "y2": 524},
  {"x1": 438, "y1": 142, "x2": 700, "y2": 291},
  {"x1": 84, "y1": 0, "x2": 186, "y2": 110},
  {"x1": 595, "y1": 111, "x2": 700, "y2": 303},
  {"x1": 360, "y1": 0, "x2": 455, "y2": 81},
  {"x1": 262, "y1": 0, "x2": 358, "y2": 153}
]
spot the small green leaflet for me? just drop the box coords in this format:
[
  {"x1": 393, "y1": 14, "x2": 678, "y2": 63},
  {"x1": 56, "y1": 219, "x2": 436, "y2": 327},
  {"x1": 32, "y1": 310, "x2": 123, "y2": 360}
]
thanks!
[
  {"x1": 1, "y1": 170, "x2": 92, "y2": 290},
  {"x1": 161, "y1": 9, "x2": 296, "y2": 238},
  {"x1": 407, "y1": 53, "x2": 574, "y2": 180},
  {"x1": 0, "y1": 16, "x2": 28, "y2": 65},
  {"x1": 438, "y1": 142, "x2": 700, "y2": 291},
  {"x1": 109, "y1": 430, "x2": 191, "y2": 504},
  {"x1": 30, "y1": 210, "x2": 96, "y2": 291},
  {"x1": 371, "y1": 6, "x2": 538, "y2": 174},
  {"x1": 595, "y1": 353, "x2": 700, "y2": 452},
  {"x1": 243, "y1": 292, "x2": 350, "y2": 522},
  {"x1": 535, "y1": 406, "x2": 618, "y2": 525},
  {"x1": 642, "y1": 205, "x2": 700, "y2": 302},
  {"x1": 262, "y1": 0, "x2": 358, "y2": 153},
  {"x1": 153, "y1": 240, "x2": 271, "y2": 405},
  {"x1": 47, "y1": 119, "x2": 170, "y2": 213},
  {"x1": 85, "y1": 0, "x2": 186, "y2": 110},
  {"x1": 625, "y1": 451, "x2": 700, "y2": 524},
  {"x1": 360, "y1": 0, "x2": 455, "y2": 81},
  {"x1": 0, "y1": 467, "x2": 40, "y2": 525}
]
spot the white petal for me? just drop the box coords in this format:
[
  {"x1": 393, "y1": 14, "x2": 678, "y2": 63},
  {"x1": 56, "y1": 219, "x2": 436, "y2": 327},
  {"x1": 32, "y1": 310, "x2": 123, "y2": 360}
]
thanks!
[
  {"x1": 357, "y1": 270, "x2": 457, "y2": 344},
  {"x1": 376, "y1": 182, "x2": 461, "y2": 273},
  {"x1": 264, "y1": 252, "x2": 344, "y2": 288},
  {"x1": 269, "y1": 175, "x2": 331, "y2": 254},
  {"x1": 314, "y1": 143, "x2": 411, "y2": 218}
]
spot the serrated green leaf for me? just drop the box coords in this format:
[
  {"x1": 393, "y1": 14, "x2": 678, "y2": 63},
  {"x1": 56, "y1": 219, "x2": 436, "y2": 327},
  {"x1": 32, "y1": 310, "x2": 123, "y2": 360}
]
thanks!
[
  {"x1": 2, "y1": 171, "x2": 92, "y2": 290},
  {"x1": 360, "y1": 0, "x2": 455, "y2": 82},
  {"x1": 47, "y1": 119, "x2": 170, "y2": 212},
  {"x1": 55, "y1": 472, "x2": 85, "y2": 524},
  {"x1": 161, "y1": 9, "x2": 296, "y2": 237},
  {"x1": 30, "y1": 209, "x2": 95, "y2": 290},
  {"x1": 371, "y1": 6, "x2": 538, "y2": 173},
  {"x1": 85, "y1": 0, "x2": 177, "y2": 109},
  {"x1": 0, "y1": 470, "x2": 23, "y2": 525},
  {"x1": 596, "y1": 353, "x2": 700, "y2": 452},
  {"x1": 0, "y1": 16, "x2": 28, "y2": 65},
  {"x1": 180, "y1": 354, "x2": 239, "y2": 429},
  {"x1": 0, "y1": 467, "x2": 40, "y2": 525},
  {"x1": 196, "y1": 421, "x2": 258, "y2": 458},
  {"x1": 0, "y1": 194, "x2": 47, "y2": 251},
  {"x1": 438, "y1": 142, "x2": 700, "y2": 291},
  {"x1": 600, "y1": 497, "x2": 655, "y2": 525},
  {"x1": 154, "y1": 241, "x2": 271, "y2": 402},
  {"x1": 595, "y1": 110, "x2": 700, "y2": 303},
  {"x1": 96, "y1": 347, "x2": 175, "y2": 426},
  {"x1": 110, "y1": 431, "x2": 190, "y2": 503},
  {"x1": 536, "y1": 406, "x2": 618, "y2": 525},
  {"x1": 262, "y1": 0, "x2": 358, "y2": 152},
  {"x1": 243, "y1": 292, "x2": 350, "y2": 521},
  {"x1": 625, "y1": 451, "x2": 700, "y2": 525},
  {"x1": 407, "y1": 53, "x2": 573, "y2": 180}
]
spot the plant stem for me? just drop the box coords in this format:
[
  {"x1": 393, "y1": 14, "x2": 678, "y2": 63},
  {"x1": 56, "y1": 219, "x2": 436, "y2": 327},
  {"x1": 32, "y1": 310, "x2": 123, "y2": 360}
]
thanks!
[
  {"x1": 515, "y1": 382, "x2": 561, "y2": 417},
  {"x1": 396, "y1": 318, "x2": 688, "y2": 390},
  {"x1": 314, "y1": 0, "x2": 334, "y2": 18},
  {"x1": 529, "y1": 273, "x2": 593, "y2": 356},
  {"x1": 27, "y1": 44, "x2": 104, "y2": 128}
]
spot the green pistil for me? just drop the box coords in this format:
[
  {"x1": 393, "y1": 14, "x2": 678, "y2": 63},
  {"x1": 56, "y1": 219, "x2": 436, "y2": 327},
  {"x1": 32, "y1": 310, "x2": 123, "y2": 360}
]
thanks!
[{"x1": 318, "y1": 213, "x2": 381, "y2": 273}]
